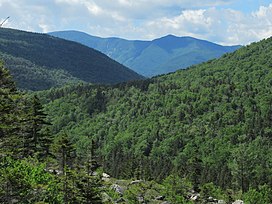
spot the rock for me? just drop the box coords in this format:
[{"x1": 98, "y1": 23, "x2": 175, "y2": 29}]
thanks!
[
  {"x1": 111, "y1": 184, "x2": 125, "y2": 195},
  {"x1": 218, "y1": 200, "x2": 226, "y2": 204},
  {"x1": 11, "y1": 199, "x2": 19, "y2": 204},
  {"x1": 207, "y1": 196, "x2": 218, "y2": 203},
  {"x1": 208, "y1": 196, "x2": 214, "y2": 201},
  {"x1": 102, "y1": 172, "x2": 111, "y2": 181},
  {"x1": 115, "y1": 197, "x2": 126, "y2": 203},
  {"x1": 190, "y1": 193, "x2": 200, "y2": 201},
  {"x1": 232, "y1": 200, "x2": 244, "y2": 204},
  {"x1": 155, "y1": 195, "x2": 165, "y2": 200},
  {"x1": 102, "y1": 178, "x2": 110, "y2": 182},
  {"x1": 102, "y1": 172, "x2": 110, "y2": 178},
  {"x1": 130, "y1": 179, "x2": 143, "y2": 185},
  {"x1": 137, "y1": 196, "x2": 144, "y2": 203},
  {"x1": 92, "y1": 171, "x2": 98, "y2": 176},
  {"x1": 102, "y1": 177, "x2": 110, "y2": 182},
  {"x1": 54, "y1": 169, "x2": 62, "y2": 175}
]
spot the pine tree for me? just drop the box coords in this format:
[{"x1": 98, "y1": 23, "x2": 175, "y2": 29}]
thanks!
[
  {"x1": 79, "y1": 140, "x2": 102, "y2": 203},
  {"x1": 0, "y1": 62, "x2": 22, "y2": 157},
  {"x1": 53, "y1": 132, "x2": 76, "y2": 203},
  {"x1": 20, "y1": 95, "x2": 51, "y2": 158}
]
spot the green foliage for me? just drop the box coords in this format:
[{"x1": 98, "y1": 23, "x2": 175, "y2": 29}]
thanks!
[
  {"x1": 38, "y1": 36, "x2": 272, "y2": 201},
  {"x1": 0, "y1": 64, "x2": 102, "y2": 203},
  {"x1": 243, "y1": 185, "x2": 272, "y2": 204},
  {"x1": 200, "y1": 182, "x2": 227, "y2": 201},
  {"x1": 162, "y1": 175, "x2": 192, "y2": 203},
  {"x1": 0, "y1": 63, "x2": 23, "y2": 156},
  {"x1": 0, "y1": 52, "x2": 82, "y2": 91},
  {"x1": 0, "y1": 157, "x2": 62, "y2": 203},
  {"x1": 2, "y1": 28, "x2": 272, "y2": 203}
]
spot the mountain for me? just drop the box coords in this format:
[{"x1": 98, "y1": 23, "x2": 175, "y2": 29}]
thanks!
[
  {"x1": 38, "y1": 36, "x2": 272, "y2": 201},
  {"x1": 0, "y1": 28, "x2": 143, "y2": 90},
  {"x1": 49, "y1": 30, "x2": 241, "y2": 76},
  {"x1": 2, "y1": 30, "x2": 272, "y2": 202}
]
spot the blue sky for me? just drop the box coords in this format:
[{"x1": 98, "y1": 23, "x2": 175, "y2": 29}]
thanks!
[
  {"x1": 220, "y1": 0, "x2": 271, "y2": 13},
  {"x1": 1, "y1": 0, "x2": 272, "y2": 45}
]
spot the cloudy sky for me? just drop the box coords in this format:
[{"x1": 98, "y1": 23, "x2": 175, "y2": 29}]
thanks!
[{"x1": 0, "y1": 0, "x2": 272, "y2": 45}]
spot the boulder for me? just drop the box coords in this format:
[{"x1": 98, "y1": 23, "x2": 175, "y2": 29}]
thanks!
[
  {"x1": 115, "y1": 197, "x2": 126, "y2": 203},
  {"x1": 190, "y1": 193, "x2": 200, "y2": 201},
  {"x1": 232, "y1": 200, "x2": 244, "y2": 204},
  {"x1": 102, "y1": 177, "x2": 110, "y2": 182},
  {"x1": 102, "y1": 172, "x2": 110, "y2": 178},
  {"x1": 137, "y1": 196, "x2": 145, "y2": 203},
  {"x1": 111, "y1": 184, "x2": 125, "y2": 195},
  {"x1": 130, "y1": 179, "x2": 144, "y2": 185},
  {"x1": 208, "y1": 196, "x2": 214, "y2": 201},
  {"x1": 92, "y1": 171, "x2": 98, "y2": 176},
  {"x1": 155, "y1": 195, "x2": 165, "y2": 200}
]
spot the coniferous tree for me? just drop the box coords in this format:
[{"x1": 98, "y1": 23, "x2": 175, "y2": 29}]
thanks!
[
  {"x1": 53, "y1": 132, "x2": 76, "y2": 203},
  {"x1": 80, "y1": 140, "x2": 102, "y2": 203},
  {"x1": 20, "y1": 95, "x2": 51, "y2": 158},
  {"x1": 0, "y1": 62, "x2": 22, "y2": 157}
]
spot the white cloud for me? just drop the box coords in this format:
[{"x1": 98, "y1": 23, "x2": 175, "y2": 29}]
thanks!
[
  {"x1": 0, "y1": 0, "x2": 272, "y2": 45},
  {"x1": 140, "y1": 4, "x2": 272, "y2": 45},
  {"x1": 85, "y1": 1, "x2": 102, "y2": 15},
  {"x1": 253, "y1": 4, "x2": 272, "y2": 18}
]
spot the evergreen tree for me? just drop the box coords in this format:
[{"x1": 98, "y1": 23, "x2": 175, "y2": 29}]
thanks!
[
  {"x1": 53, "y1": 132, "x2": 76, "y2": 203},
  {"x1": 20, "y1": 95, "x2": 51, "y2": 158},
  {"x1": 0, "y1": 62, "x2": 22, "y2": 157},
  {"x1": 80, "y1": 140, "x2": 102, "y2": 203}
]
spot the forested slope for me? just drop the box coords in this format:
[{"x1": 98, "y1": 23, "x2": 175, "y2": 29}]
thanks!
[
  {"x1": 0, "y1": 28, "x2": 143, "y2": 90},
  {"x1": 1, "y1": 35, "x2": 272, "y2": 203},
  {"x1": 38, "y1": 36, "x2": 272, "y2": 202}
]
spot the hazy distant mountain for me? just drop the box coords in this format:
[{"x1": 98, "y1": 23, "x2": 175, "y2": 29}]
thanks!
[
  {"x1": 49, "y1": 30, "x2": 241, "y2": 76},
  {"x1": 0, "y1": 28, "x2": 143, "y2": 90}
]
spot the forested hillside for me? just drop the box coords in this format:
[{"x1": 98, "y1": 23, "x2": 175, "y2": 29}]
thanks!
[
  {"x1": 50, "y1": 30, "x2": 240, "y2": 76},
  {"x1": 35, "y1": 37, "x2": 272, "y2": 202},
  {"x1": 1, "y1": 35, "x2": 272, "y2": 203},
  {"x1": 0, "y1": 28, "x2": 143, "y2": 90}
]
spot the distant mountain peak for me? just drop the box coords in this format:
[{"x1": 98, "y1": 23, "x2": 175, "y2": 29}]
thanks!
[
  {"x1": 152, "y1": 34, "x2": 181, "y2": 41},
  {"x1": 49, "y1": 30, "x2": 241, "y2": 77},
  {"x1": 162, "y1": 34, "x2": 178, "y2": 38}
]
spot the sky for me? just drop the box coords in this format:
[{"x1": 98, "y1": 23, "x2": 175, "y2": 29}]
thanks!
[{"x1": 0, "y1": 0, "x2": 272, "y2": 45}]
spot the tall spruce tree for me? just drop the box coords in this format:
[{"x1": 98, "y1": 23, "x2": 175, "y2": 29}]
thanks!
[
  {"x1": 0, "y1": 62, "x2": 22, "y2": 157},
  {"x1": 53, "y1": 132, "x2": 76, "y2": 203},
  {"x1": 20, "y1": 95, "x2": 51, "y2": 158}
]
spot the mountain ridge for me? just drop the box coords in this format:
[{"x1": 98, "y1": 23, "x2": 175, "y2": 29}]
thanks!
[
  {"x1": 49, "y1": 30, "x2": 241, "y2": 76},
  {"x1": 0, "y1": 28, "x2": 143, "y2": 90}
]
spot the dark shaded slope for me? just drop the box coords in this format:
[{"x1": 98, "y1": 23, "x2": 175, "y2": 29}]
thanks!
[{"x1": 0, "y1": 28, "x2": 143, "y2": 90}]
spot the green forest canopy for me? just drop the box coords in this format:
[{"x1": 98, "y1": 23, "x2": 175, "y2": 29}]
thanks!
[
  {"x1": 1, "y1": 35, "x2": 272, "y2": 203},
  {"x1": 39, "y1": 37, "x2": 272, "y2": 196}
]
